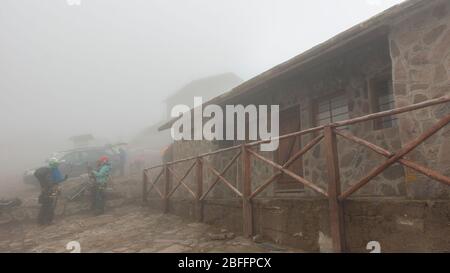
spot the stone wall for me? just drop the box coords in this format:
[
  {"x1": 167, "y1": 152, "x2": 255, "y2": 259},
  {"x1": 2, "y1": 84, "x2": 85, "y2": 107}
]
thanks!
[
  {"x1": 166, "y1": 1, "x2": 450, "y2": 200},
  {"x1": 390, "y1": 0, "x2": 450, "y2": 199},
  {"x1": 168, "y1": 36, "x2": 406, "y2": 199},
  {"x1": 268, "y1": 37, "x2": 405, "y2": 198},
  {"x1": 150, "y1": 0, "x2": 450, "y2": 252},
  {"x1": 146, "y1": 197, "x2": 450, "y2": 252}
]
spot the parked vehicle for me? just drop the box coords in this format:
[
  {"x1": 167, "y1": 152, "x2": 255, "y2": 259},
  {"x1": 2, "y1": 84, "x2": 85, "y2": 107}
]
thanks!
[{"x1": 23, "y1": 146, "x2": 120, "y2": 186}]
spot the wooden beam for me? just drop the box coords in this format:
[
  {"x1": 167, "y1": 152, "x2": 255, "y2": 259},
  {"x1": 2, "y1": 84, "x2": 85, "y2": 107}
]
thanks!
[
  {"x1": 400, "y1": 159, "x2": 450, "y2": 187},
  {"x1": 335, "y1": 130, "x2": 391, "y2": 156},
  {"x1": 148, "y1": 168, "x2": 164, "y2": 198},
  {"x1": 285, "y1": 134, "x2": 324, "y2": 167},
  {"x1": 247, "y1": 148, "x2": 328, "y2": 197},
  {"x1": 153, "y1": 182, "x2": 164, "y2": 198},
  {"x1": 246, "y1": 125, "x2": 325, "y2": 148},
  {"x1": 142, "y1": 170, "x2": 148, "y2": 204},
  {"x1": 200, "y1": 151, "x2": 241, "y2": 200},
  {"x1": 332, "y1": 95, "x2": 450, "y2": 129},
  {"x1": 250, "y1": 134, "x2": 324, "y2": 199},
  {"x1": 147, "y1": 146, "x2": 239, "y2": 170},
  {"x1": 163, "y1": 165, "x2": 170, "y2": 213},
  {"x1": 250, "y1": 173, "x2": 281, "y2": 200},
  {"x1": 242, "y1": 145, "x2": 253, "y2": 237},
  {"x1": 324, "y1": 126, "x2": 346, "y2": 253},
  {"x1": 340, "y1": 113, "x2": 450, "y2": 200},
  {"x1": 167, "y1": 161, "x2": 197, "y2": 198},
  {"x1": 195, "y1": 158, "x2": 204, "y2": 222},
  {"x1": 336, "y1": 129, "x2": 450, "y2": 187},
  {"x1": 204, "y1": 161, "x2": 243, "y2": 198}
]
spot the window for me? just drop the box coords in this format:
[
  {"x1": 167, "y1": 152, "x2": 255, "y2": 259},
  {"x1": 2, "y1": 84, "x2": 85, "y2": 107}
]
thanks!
[
  {"x1": 369, "y1": 74, "x2": 397, "y2": 130},
  {"x1": 314, "y1": 93, "x2": 349, "y2": 126}
]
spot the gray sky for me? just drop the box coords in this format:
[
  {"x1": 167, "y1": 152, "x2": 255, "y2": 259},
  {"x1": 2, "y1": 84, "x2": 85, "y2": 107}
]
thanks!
[{"x1": 0, "y1": 0, "x2": 404, "y2": 177}]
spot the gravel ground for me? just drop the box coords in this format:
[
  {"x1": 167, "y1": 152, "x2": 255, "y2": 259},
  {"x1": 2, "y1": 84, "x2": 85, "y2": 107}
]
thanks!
[{"x1": 0, "y1": 205, "x2": 302, "y2": 253}]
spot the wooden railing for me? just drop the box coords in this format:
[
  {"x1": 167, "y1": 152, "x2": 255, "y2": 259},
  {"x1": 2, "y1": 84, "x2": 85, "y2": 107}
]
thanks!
[{"x1": 142, "y1": 95, "x2": 450, "y2": 252}]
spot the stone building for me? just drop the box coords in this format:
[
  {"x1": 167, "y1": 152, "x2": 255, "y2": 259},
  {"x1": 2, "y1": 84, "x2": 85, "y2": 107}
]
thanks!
[{"x1": 152, "y1": 0, "x2": 450, "y2": 252}]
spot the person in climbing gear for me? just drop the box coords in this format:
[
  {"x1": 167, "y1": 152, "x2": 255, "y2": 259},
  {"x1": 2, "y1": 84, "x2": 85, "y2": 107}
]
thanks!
[
  {"x1": 90, "y1": 155, "x2": 111, "y2": 215},
  {"x1": 34, "y1": 157, "x2": 67, "y2": 225},
  {"x1": 118, "y1": 147, "x2": 127, "y2": 177}
]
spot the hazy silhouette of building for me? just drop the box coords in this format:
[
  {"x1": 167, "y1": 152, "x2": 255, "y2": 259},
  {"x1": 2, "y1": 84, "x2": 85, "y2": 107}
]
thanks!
[
  {"x1": 164, "y1": 73, "x2": 243, "y2": 118},
  {"x1": 131, "y1": 72, "x2": 243, "y2": 152}
]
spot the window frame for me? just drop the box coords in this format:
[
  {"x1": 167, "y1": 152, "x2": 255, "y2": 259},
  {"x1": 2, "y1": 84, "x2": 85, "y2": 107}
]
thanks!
[
  {"x1": 368, "y1": 71, "x2": 397, "y2": 130},
  {"x1": 312, "y1": 90, "x2": 350, "y2": 128}
]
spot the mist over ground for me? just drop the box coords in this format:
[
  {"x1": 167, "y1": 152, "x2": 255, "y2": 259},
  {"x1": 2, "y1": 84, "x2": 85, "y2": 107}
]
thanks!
[{"x1": 0, "y1": 0, "x2": 403, "y2": 193}]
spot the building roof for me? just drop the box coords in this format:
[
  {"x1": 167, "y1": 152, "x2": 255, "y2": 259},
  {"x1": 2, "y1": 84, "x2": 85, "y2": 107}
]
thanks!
[
  {"x1": 164, "y1": 73, "x2": 243, "y2": 104},
  {"x1": 159, "y1": 0, "x2": 433, "y2": 131}
]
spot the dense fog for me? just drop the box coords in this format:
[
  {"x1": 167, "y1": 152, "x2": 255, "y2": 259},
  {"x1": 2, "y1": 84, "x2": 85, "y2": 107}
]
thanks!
[{"x1": 0, "y1": 0, "x2": 403, "y2": 192}]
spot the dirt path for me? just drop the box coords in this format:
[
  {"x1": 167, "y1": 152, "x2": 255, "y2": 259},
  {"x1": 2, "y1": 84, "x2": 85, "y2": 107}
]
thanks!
[{"x1": 0, "y1": 205, "x2": 302, "y2": 253}]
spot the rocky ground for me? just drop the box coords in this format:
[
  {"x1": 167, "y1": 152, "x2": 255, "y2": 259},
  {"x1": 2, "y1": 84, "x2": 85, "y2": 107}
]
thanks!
[{"x1": 0, "y1": 204, "x2": 302, "y2": 253}]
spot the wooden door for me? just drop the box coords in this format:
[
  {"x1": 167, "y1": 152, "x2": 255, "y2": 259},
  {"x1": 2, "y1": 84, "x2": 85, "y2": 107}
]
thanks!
[{"x1": 275, "y1": 105, "x2": 303, "y2": 192}]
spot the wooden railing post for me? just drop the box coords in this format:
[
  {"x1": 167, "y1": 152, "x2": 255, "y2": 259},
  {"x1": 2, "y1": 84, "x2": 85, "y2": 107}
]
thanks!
[
  {"x1": 242, "y1": 145, "x2": 253, "y2": 237},
  {"x1": 163, "y1": 164, "x2": 170, "y2": 213},
  {"x1": 142, "y1": 170, "x2": 148, "y2": 204},
  {"x1": 195, "y1": 157, "x2": 204, "y2": 222},
  {"x1": 324, "y1": 126, "x2": 346, "y2": 252}
]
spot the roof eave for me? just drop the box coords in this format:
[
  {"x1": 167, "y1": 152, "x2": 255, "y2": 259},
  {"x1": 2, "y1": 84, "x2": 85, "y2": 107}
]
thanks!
[{"x1": 158, "y1": 0, "x2": 432, "y2": 131}]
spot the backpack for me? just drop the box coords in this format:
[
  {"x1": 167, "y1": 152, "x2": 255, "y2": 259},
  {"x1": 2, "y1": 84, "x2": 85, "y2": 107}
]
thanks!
[{"x1": 34, "y1": 167, "x2": 52, "y2": 190}]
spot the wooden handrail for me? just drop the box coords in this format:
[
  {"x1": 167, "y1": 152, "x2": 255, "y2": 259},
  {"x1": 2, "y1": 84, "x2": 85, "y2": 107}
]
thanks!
[
  {"x1": 145, "y1": 96, "x2": 450, "y2": 170},
  {"x1": 247, "y1": 148, "x2": 328, "y2": 197},
  {"x1": 335, "y1": 129, "x2": 450, "y2": 191},
  {"x1": 145, "y1": 146, "x2": 242, "y2": 170},
  {"x1": 331, "y1": 95, "x2": 450, "y2": 128},
  {"x1": 142, "y1": 95, "x2": 450, "y2": 253},
  {"x1": 203, "y1": 160, "x2": 243, "y2": 198},
  {"x1": 340, "y1": 113, "x2": 450, "y2": 200},
  {"x1": 146, "y1": 167, "x2": 164, "y2": 198},
  {"x1": 167, "y1": 161, "x2": 197, "y2": 198},
  {"x1": 249, "y1": 133, "x2": 324, "y2": 199},
  {"x1": 200, "y1": 150, "x2": 241, "y2": 201},
  {"x1": 245, "y1": 125, "x2": 325, "y2": 148}
]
